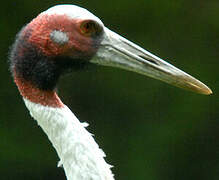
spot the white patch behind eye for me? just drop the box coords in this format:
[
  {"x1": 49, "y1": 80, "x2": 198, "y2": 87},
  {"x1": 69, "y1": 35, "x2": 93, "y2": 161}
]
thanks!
[{"x1": 50, "y1": 30, "x2": 69, "y2": 45}]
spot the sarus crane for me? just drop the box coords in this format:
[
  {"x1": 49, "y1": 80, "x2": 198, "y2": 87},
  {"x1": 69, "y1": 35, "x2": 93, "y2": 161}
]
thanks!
[{"x1": 9, "y1": 4, "x2": 212, "y2": 180}]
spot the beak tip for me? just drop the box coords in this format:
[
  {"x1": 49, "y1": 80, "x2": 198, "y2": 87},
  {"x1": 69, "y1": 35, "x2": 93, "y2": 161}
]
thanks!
[
  {"x1": 182, "y1": 75, "x2": 213, "y2": 95},
  {"x1": 196, "y1": 84, "x2": 212, "y2": 95},
  {"x1": 203, "y1": 88, "x2": 213, "y2": 95},
  {"x1": 177, "y1": 78, "x2": 213, "y2": 96}
]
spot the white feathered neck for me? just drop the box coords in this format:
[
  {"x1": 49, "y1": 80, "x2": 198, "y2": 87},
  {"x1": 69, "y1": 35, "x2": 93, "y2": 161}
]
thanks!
[{"x1": 24, "y1": 98, "x2": 114, "y2": 180}]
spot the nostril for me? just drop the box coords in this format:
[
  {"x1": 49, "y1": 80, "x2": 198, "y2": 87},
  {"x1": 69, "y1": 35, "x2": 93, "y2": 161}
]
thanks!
[{"x1": 138, "y1": 55, "x2": 158, "y2": 65}]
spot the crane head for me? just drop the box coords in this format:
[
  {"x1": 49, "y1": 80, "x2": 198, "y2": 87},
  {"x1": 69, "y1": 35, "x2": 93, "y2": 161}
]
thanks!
[{"x1": 10, "y1": 4, "x2": 212, "y2": 95}]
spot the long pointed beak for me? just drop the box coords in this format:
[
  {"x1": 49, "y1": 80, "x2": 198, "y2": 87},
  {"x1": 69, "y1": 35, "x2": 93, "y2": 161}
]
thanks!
[{"x1": 91, "y1": 28, "x2": 212, "y2": 95}]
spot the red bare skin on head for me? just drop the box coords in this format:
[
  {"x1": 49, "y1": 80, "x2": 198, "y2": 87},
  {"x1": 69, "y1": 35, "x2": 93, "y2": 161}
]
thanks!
[
  {"x1": 14, "y1": 75, "x2": 64, "y2": 108},
  {"x1": 13, "y1": 14, "x2": 101, "y2": 108},
  {"x1": 24, "y1": 14, "x2": 97, "y2": 59}
]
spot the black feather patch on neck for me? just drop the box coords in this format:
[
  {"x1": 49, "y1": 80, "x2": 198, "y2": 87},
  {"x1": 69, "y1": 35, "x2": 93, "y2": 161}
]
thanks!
[{"x1": 9, "y1": 27, "x2": 91, "y2": 91}]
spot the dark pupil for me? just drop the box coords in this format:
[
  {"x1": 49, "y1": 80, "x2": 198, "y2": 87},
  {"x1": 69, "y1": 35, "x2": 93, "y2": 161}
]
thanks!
[
  {"x1": 85, "y1": 23, "x2": 89, "y2": 29},
  {"x1": 85, "y1": 23, "x2": 94, "y2": 31}
]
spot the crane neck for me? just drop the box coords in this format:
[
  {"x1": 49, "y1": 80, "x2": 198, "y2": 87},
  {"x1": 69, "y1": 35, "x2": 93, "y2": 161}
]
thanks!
[
  {"x1": 13, "y1": 74, "x2": 115, "y2": 180},
  {"x1": 14, "y1": 75, "x2": 64, "y2": 108},
  {"x1": 23, "y1": 96, "x2": 114, "y2": 180}
]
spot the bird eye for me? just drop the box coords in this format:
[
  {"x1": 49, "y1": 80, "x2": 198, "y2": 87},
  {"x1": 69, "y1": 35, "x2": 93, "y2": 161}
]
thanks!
[{"x1": 80, "y1": 20, "x2": 103, "y2": 37}]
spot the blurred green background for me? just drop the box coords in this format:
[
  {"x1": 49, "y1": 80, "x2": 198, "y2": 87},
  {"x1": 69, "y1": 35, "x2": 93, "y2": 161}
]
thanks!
[{"x1": 1, "y1": 0, "x2": 218, "y2": 180}]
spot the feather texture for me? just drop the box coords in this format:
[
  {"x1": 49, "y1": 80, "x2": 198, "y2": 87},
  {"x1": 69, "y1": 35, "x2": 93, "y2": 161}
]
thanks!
[{"x1": 24, "y1": 98, "x2": 114, "y2": 180}]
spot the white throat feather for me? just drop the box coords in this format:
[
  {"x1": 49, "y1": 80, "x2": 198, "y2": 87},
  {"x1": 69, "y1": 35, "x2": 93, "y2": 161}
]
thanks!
[{"x1": 23, "y1": 98, "x2": 114, "y2": 180}]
